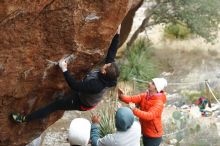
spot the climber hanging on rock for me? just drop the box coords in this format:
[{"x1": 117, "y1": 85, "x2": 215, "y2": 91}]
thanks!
[{"x1": 11, "y1": 26, "x2": 121, "y2": 123}]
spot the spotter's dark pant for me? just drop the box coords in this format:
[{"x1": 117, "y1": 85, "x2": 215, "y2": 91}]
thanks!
[{"x1": 143, "y1": 136, "x2": 162, "y2": 146}]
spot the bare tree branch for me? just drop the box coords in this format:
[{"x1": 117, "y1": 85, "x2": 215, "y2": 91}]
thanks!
[{"x1": 127, "y1": 0, "x2": 169, "y2": 47}]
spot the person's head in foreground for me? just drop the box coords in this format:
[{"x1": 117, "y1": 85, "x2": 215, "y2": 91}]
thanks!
[
  {"x1": 115, "y1": 107, "x2": 134, "y2": 131},
  {"x1": 68, "y1": 118, "x2": 91, "y2": 146}
]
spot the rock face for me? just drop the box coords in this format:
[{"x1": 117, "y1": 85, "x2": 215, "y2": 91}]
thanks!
[{"x1": 0, "y1": 0, "x2": 142, "y2": 146}]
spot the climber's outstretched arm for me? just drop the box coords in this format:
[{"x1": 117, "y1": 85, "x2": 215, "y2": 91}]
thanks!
[{"x1": 105, "y1": 25, "x2": 120, "y2": 63}]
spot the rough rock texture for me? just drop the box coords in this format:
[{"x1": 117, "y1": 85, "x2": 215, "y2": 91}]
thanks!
[{"x1": 0, "y1": 0, "x2": 142, "y2": 146}]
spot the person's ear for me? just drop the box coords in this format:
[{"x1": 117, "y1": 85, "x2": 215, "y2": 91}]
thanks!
[{"x1": 101, "y1": 68, "x2": 106, "y2": 74}]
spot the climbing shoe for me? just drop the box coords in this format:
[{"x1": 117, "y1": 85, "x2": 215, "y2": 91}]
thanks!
[{"x1": 11, "y1": 113, "x2": 26, "y2": 123}]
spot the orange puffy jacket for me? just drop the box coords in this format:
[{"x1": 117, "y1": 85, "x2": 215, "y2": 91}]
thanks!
[{"x1": 121, "y1": 91, "x2": 166, "y2": 138}]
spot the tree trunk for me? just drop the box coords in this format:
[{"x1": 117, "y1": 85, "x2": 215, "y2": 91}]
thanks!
[{"x1": 127, "y1": 1, "x2": 166, "y2": 47}]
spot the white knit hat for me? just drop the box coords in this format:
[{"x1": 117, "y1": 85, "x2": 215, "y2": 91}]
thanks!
[
  {"x1": 68, "y1": 118, "x2": 91, "y2": 146},
  {"x1": 152, "y1": 78, "x2": 167, "y2": 92}
]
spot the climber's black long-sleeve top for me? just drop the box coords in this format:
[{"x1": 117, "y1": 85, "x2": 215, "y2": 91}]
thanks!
[{"x1": 62, "y1": 34, "x2": 119, "y2": 106}]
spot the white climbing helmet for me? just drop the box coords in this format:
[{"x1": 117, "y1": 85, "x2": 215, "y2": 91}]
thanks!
[
  {"x1": 152, "y1": 78, "x2": 167, "y2": 92},
  {"x1": 68, "y1": 118, "x2": 91, "y2": 146}
]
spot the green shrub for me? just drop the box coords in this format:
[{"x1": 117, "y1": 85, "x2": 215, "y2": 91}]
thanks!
[
  {"x1": 180, "y1": 90, "x2": 205, "y2": 104},
  {"x1": 164, "y1": 23, "x2": 191, "y2": 39}
]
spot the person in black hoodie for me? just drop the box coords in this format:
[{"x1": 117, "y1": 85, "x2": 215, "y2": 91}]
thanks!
[{"x1": 11, "y1": 29, "x2": 120, "y2": 123}]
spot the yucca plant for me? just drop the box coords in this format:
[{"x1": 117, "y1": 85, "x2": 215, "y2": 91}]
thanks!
[
  {"x1": 98, "y1": 90, "x2": 119, "y2": 138},
  {"x1": 99, "y1": 107, "x2": 116, "y2": 138},
  {"x1": 120, "y1": 39, "x2": 158, "y2": 90}
]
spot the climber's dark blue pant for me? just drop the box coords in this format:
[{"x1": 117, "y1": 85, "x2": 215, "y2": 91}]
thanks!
[
  {"x1": 143, "y1": 136, "x2": 162, "y2": 146},
  {"x1": 25, "y1": 91, "x2": 94, "y2": 122}
]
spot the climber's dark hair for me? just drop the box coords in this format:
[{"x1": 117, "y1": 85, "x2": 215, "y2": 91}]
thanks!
[{"x1": 105, "y1": 62, "x2": 120, "y2": 80}]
